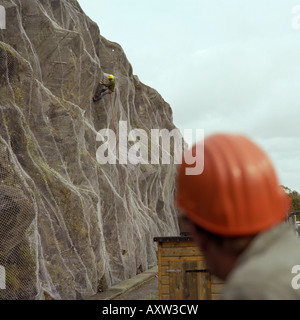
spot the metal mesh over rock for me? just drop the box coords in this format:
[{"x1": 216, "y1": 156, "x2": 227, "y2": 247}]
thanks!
[{"x1": 0, "y1": 0, "x2": 180, "y2": 299}]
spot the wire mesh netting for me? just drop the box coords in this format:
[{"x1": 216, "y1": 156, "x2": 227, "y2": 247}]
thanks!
[
  {"x1": 0, "y1": 142, "x2": 37, "y2": 299},
  {"x1": 0, "y1": 0, "x2": 180, "y2": 300}
]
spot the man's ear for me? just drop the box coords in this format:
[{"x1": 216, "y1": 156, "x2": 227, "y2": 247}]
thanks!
[{"x1": 190, "y1": 223, "x2": 208, "y2": 253}]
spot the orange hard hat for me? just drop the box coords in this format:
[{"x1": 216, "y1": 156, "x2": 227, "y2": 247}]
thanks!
[{"x1": 175, "y1": 134, "x2": 291, "y2": 236}]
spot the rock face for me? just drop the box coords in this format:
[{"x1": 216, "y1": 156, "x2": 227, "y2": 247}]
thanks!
[{"x1": 0, "y1": 0, "x2": 180, "y2": 299}]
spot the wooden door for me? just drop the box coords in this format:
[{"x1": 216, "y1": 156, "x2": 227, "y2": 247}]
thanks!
[{"x1": 168, "y1": 259, "x2": 211, "y2": 300}]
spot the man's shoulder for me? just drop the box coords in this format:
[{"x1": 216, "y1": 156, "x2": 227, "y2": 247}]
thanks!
[
  {"x1": 222, "y1": 257, "x2": 271, "y2": 299},
  {"x1": 222, "y1": 245, "x2": 300, "y2": 299}
]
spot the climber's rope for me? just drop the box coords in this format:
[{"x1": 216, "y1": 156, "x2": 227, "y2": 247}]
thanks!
[{"x1": 109, "y1": 92, "x2": 138, "y2": 274}]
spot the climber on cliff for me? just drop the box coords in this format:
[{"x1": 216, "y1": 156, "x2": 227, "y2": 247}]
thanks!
[{"x1": 93, "y1": 74, "x2": 115, "y2": 102}]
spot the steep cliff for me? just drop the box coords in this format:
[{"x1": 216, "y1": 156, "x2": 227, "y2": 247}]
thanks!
[{"x1": 0, "y1": 0, "x2": 180, "y2": 299}]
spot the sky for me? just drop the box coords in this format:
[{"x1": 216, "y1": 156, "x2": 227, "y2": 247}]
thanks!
[{"x1": 78, "y1": 0, "x2": 300, "y2": 193}]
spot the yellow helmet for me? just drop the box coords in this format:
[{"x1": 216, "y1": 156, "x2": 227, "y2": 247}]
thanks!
[{"x1": 108, "y1": 74, "x2": 114, "y2": 79}]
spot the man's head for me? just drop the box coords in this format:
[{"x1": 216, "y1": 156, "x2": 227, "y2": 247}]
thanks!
[
  {"x1": 176, "y1": 133, "x2": 290, "y2": 279},
  {"x1": 108, "y1": 74, "x2": 114, "y2": 81}
]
